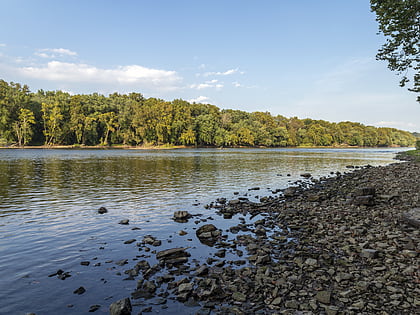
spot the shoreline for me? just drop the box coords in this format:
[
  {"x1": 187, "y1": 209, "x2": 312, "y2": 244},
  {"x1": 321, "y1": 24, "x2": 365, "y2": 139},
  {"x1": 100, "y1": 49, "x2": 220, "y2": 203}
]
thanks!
[
  {"x1": 0, "y1": 144, "x2": 415, "y2": 150},
  {"x1": 101, "y1": 157, "x2": 419, "y2": 314}
]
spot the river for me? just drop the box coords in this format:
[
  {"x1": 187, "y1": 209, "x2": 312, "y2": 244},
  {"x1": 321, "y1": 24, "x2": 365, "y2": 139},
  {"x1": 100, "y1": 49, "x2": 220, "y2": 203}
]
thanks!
[{"x1": 0, "y1": 147, "x2": 408, "y2": 314}]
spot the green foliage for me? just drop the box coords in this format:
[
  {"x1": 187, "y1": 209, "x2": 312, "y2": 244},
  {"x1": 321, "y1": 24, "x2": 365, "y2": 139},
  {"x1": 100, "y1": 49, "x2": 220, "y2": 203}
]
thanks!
[
  {"x1": 370, "y1": 0, "x2": 420, "y2": 100},
  {"x1": 0, "y1": 79, "x2": 417, "y2": 148},
  {"x1": 416, "y1": 140, "x2": 420, "y2": 150}
]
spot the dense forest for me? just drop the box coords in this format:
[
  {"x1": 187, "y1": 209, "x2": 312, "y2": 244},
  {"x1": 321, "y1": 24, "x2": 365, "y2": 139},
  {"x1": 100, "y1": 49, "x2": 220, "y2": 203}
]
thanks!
[{"x1": 0, "y1": 80, "x2": 416, "y2": 148}]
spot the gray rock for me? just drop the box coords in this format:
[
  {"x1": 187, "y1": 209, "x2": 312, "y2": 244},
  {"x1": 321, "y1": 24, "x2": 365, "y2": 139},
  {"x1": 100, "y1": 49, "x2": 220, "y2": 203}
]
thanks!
[
  {"x1": 316, "y1": 291, "x2": 331, "y2": 304},
  {"x1": 119, "y1": 219, "x2": 129, "y2": 225},
  {"x1": 361, "y1": 248, "x2": 378, "y2": 259},
  {"x1": 401, "y1": 208, "x2": 420, "y2": 228},
  {"x1": 109, "y1": 297, "x2": 132, "y2": 315}
]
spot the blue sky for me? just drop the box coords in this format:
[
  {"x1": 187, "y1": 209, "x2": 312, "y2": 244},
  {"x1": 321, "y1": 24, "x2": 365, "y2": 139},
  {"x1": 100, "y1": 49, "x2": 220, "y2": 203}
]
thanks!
[{"x1": 0, "y1": 0, "x2": 419, "y2": 132}]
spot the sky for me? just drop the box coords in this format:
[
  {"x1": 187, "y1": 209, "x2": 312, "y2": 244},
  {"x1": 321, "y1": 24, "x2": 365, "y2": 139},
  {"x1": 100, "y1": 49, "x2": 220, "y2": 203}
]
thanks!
[{"x1": 0, "y1": 0, "x2": 419, "y2": 132}]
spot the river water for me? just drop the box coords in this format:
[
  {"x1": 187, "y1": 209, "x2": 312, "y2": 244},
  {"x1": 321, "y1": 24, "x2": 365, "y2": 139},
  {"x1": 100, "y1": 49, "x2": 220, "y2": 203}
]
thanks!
[{"x1": 0, "y1": 148, "x2": 408, "y2": 314}]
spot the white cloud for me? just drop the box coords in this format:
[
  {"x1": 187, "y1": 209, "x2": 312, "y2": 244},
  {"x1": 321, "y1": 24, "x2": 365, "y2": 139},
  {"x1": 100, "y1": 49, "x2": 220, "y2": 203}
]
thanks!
[
  {"x1": 190, "y1": 79, "x2": 223, "y2": 90},
  {"x1": 233, "y1": 81, "x2": 242, "y2": 88},
  {"x1": 204, "y1": 68, "x2": 241, "y2": 76},
  {"x1": 35, "y1": 48, "x2": 78, "y2": 58},
  {"x1": 0, "y1": 43, "x2": 6, "y2": 47},
  {"x1": 189, "y1": 96, "x2": 210, "y2": 103},
  {"x1": 17, "y1": 61, "x2": 181, "y2": 90},
  {"x1": 374, "y1": 121, "x2": 418, "y2": 130}
]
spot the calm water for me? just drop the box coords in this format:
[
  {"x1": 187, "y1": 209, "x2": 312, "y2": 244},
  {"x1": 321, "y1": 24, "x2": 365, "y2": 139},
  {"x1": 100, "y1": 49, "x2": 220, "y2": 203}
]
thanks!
[{"x1": 0, "y1": 148, "x2": 407, "y2": 314}]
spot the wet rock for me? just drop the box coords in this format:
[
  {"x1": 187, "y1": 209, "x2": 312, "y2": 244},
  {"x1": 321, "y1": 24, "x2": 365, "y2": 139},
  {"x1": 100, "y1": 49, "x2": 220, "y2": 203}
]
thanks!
[
  {"x1": 142, "y1": 235, "x2": 161, "y2": 246},
  {"x1": 132, "y1": 280, "x2": 157, "y2": 299},
  {"x1": 300, "y1": 173, "x2": 312, "y2": 178},
  {"x1": 80, "y1": 261, "x2": 90, "y2": 266},
  {"x1": 196, "y1": 224, "x2": 221, "y2": 246},
  {"x1": 156, "y1": 247, "x2": 190, "y2": 266},
  {"x1": 73, "y1": 286, "x2": 86, "y2": 295},
  {"x1": 88, "y1": 304, "x2": 101, "y2": 312},
  {"x1": 284, "y1": 187, "x2": 297, "y2": 197},
  {"x1": 109, "y1": 297, "x2": 132, "y2": 315},
  {"x1": 98, "y1": 207, "x2": 108, "y2": 214},
  {"x1": 115, "y1": 259, "x2": 128, "y2": 266},
  {"x1": 119, "y1": 219, "x2": 129, "y2": 225},
  {"x1": 173, "y1": 211, "x2": 192, "y2": 222},
  {"x1": 124, "y1": 239, "x2": 136, "y2": 244}
]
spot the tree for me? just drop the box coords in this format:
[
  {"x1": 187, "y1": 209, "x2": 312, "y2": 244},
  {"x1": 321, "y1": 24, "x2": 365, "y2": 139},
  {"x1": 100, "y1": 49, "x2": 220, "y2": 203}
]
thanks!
[
  {"x1": 14, "y1": 108, "x2": 35, "y2": 146},
  {"x1": 370, "y1": 0, "x2": 420, "y2": 100},
  {"x1": 41, "y1": 102, "x2": 63, "y2": 145}
]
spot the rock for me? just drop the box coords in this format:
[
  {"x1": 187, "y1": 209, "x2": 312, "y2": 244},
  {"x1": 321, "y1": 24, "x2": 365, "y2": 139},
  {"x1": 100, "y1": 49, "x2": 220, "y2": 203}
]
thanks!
[
  {"x1": 173, "y1": 211, "x2": 192, "y2": 222},
  {"x1": 300, "y1": 173, "x2": 312, "y2": 178},
  {"x1": 178, "y1": 282, "x2": 193, "y2": 293},
  {"x1": 124, "y1": 239, "x2": 136, "y2": 244},
  {"x1": 316, "y1": 291, "x2": 331, "y2": 304},
  {"x1": 284, "y1": 187, "x2": 298, "y2": 197},
  {"x1": 109, "y1": 297, "x2": 132, "y2": 315},
  {"x1": 156, "y1": 247, "x2": 189, "y2": 260},
  {"x1": 361, "y1": 248, "x2": 378, "y2": 259},
  {"x1": 115, "y1": 259, "x2": 128, "y2": 266},
  {"x1": 178, "y1": 230, "x2": 188, "y2": 236},
  {"x1": 73, "y1": 286, "x2": 86, "y2": 295},
  {"x1": 401, "y1": 208, "x2": 420, "y2": 228},
  {"x1": 232, "y1": 292, "x2": 247, "y2": 302},
  {"x1": 131, "y1": 280, "x2": 157, "y2": 299},
  {"x1": 119, "y1": 219, "x2": 129, "y2": 225},
  {"x1": 353, "y1": 195, "x2": 375, "y2": 206},
  {"x1": 88, "y1": 305, "x2": 101, "y2": 312},
  {"x1": 80, "y1": 261, "x2": 90, "y2": 266},
  {"x1": 98, "y1": 207, "x2": 108, "y2": 214},
  {"x1": 196, "y1": 224, "x2": 221, "y2": 246},
  {"x1": 356, "y1": 187, "x2": 376, "y2": 196}
]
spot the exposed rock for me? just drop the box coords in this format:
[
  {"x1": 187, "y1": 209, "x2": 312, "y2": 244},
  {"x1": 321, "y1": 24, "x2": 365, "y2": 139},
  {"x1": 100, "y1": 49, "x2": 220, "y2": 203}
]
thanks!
[
  {"x1": 98, "y1": 207, "x2": 108, "y2": 214},
  {"x1": 401, "y1": 208, "x2": 420, "y2": 228},
  {"x1": 118, "y1": 219, "x2": 129, "y2": 225},
  {"x1": 173, "y1": 211, "x2": 192, "y2": 222},
  {"x1": 109, "y1": 297, "x2": 132, "y2": 315},
  {"x1": 196, "y1": 224, "x2": 221, "y2": 246}
]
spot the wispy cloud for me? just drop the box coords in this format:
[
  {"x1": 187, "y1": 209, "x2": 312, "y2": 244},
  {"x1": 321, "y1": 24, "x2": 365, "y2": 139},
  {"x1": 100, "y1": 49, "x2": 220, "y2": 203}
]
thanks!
[
  {"x1": 190, "y1": 79, "x2": 223, "y2": 90},
  {"x1": 189, "y1": 96, "x2": 210, "y2": 103},
  {"x1": 35, "y1": 48, "x2": 78, "y2": 58},
  {"x1": 0, "y1": 43, "x2": 6, "y2": 47},
  {"x1": 17, "y1": 61, "x2": 181, "y2": 90},
  {"x1": 203, "y1": 68, "x2": 243, "y2": 77}
]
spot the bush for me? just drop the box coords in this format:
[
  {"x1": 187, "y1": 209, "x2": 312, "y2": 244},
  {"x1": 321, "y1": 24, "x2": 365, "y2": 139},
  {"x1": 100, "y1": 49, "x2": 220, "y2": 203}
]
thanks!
[{"x1": 416, "y1": 140, "x2": 420, "y2": 150}]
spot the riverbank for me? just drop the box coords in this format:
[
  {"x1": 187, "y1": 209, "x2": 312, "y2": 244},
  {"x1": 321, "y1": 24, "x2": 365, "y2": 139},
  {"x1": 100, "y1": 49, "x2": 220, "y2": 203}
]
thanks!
[
  {"x1": 0, "y1": 144, "x2": 415, "y2": 150},
  {"x1": 107, "y1": 159, "x2": 419, "y2": 314}
]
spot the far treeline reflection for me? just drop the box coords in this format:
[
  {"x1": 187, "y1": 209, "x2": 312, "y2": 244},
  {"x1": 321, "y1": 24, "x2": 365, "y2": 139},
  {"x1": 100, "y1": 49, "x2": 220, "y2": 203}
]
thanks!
[{"x1": 0, "y1": 79, "x2": 416, "y2": 148}]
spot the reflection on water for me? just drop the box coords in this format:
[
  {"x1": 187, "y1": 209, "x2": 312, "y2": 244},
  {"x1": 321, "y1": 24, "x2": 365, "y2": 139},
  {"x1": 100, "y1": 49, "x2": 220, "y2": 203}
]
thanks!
[{"x1": 0, "y1": 148, "x2": 407, "y2": 314}]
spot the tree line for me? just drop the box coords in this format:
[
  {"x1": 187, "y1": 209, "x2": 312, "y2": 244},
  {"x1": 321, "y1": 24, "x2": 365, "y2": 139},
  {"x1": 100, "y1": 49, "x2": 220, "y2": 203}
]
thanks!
[{"x1": 0, "y1": 80, "x2": 416, "y2": 148}]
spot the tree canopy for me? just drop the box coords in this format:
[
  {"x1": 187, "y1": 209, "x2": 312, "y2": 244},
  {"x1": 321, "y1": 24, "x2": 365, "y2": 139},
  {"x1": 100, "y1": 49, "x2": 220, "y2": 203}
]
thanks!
[
  {"x1": 370, "y1": 0, "x2": 420, "y2": 101},
  {"x1": 0, "y1": 79, "x2": 416, "y2": 148}
]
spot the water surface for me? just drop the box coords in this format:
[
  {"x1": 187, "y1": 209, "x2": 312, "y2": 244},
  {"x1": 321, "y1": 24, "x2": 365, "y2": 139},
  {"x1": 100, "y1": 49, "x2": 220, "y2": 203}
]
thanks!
[{"x1": 0, "y1": 148, "x2": 407, "y2": 314}]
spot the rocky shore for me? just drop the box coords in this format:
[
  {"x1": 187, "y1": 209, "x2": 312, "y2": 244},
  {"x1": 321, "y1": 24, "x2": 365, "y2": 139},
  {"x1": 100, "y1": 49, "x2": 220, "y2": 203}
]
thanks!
[{"x1": 101, "y1": 159, "x2": 420, "y2": 315}]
